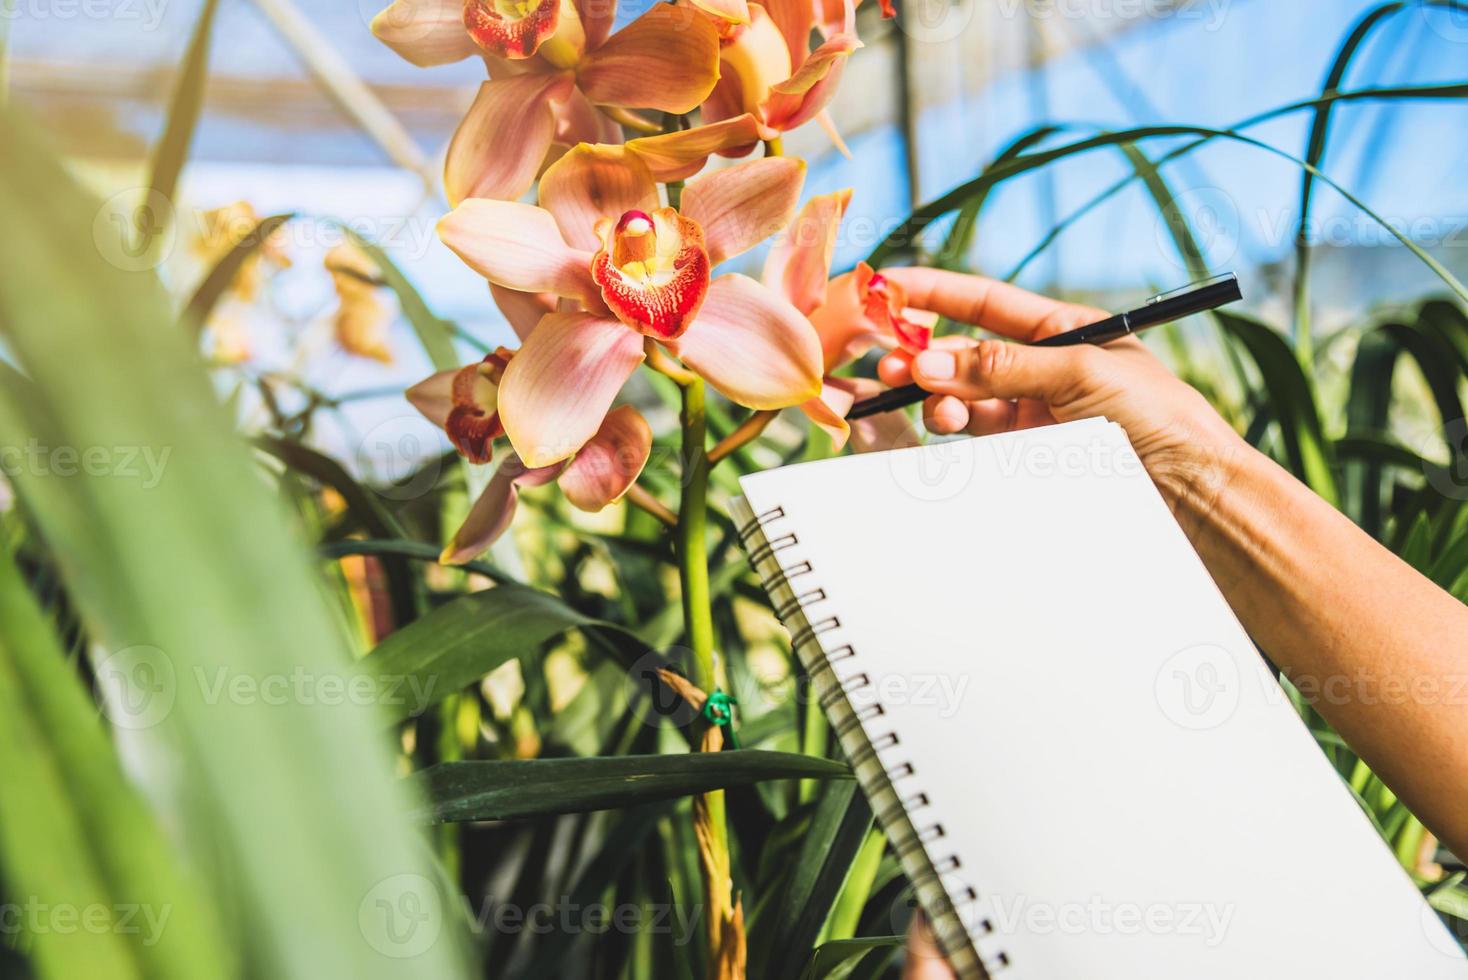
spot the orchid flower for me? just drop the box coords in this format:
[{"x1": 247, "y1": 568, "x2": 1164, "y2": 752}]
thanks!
[
  {"x1": 324, "y1": 243, "x2": 394, "y2": 363},
  {"x1": 688, "y1": 0, "x2": 863, "y2": 152},
  {"x1": 407, "y1": 353, "x2": 654, "y2": 562},
  {"x1": 762, "y1": 187, "x2": 931, "y2": 451},
  {"x1": 437, "y1": 144, "x2": 823, "y2": 469},
  {"x1": 372, "y1": 0, "x2": 722, "y2": 204}
]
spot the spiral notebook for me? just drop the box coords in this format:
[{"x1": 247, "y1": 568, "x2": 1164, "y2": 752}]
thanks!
[{"x1": 733, "y1": 418, "x2": 1466, "y2": 979}]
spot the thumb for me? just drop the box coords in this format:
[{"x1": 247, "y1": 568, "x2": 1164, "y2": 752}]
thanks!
[{"x1": 910, "y1": 339, "x2": 1100, "y2": 406}]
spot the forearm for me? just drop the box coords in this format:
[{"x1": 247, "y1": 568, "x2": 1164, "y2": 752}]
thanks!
[{"x1": 1174, "y1": 441, "x2": 1468, "y2": 857}]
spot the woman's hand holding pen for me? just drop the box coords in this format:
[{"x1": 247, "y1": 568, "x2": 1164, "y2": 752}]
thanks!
[
  {"x1": 883, "y1": 267, "x2": 1468, "y2": 979},
  {"x1": 870, "y1": 266, "x2": 1249, "y2": 520}
]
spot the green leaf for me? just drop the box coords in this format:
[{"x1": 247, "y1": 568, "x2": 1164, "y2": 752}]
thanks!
[
  {"x1": 1215, "y1": 312, "x2": 1338, "y2": 502},
  {"x1": 1343, "y1": 330, "x2": 1401, "y2": 534},
  {"x1": 257, "y1": 435, "x2": 420, "y2": 628},
  {"x1": 141, "y1": 0, "x2": 219, "y2": 250},
  {"x1": 1293, "y1": 1, "x2": 1413, "y2": 353},
  {"x1": 357, "y1": 581, "x2": 656, "y2": 721},
  {"x1": 345, "y1": 229, "x2": 460, "y2": 372},
  {"x1": 934, "y1": 125, "x2": 1062, "y2": 270},
  {"x1": 412, "y1": 752, "x2": 853, "y2": 822},
  {"x1": 320, "y1": 536, "x2": 515, "y2": 583},
  {"x1": 0, "y1": 548, "x2": 230, "y2": 980},
  {"x1": 181, "y1": 212, "x2": 294, "y2": 334},
  {"x1": 797, "y1": 936, "x2": 903, "y2": 980},
  {"x1": 762, "y1": 781, "x2": 876, "y2": 980},
  {"x1": 0, "y1": 105, "x2": 472, "y2": 979}
]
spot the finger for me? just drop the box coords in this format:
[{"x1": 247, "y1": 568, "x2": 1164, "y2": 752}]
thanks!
[
  {"x1": 879, "y1": 267, "x2": 1105, "y2": 341},
  {"x1": 921, "y1": 395, "x2": 969, "y2": 434},
  {"x1": 902, "y1": 914, "x2": 957, "y2": 980},
  {"x1": 961, "y1": 397, "x2": 1020, "y2": 436},
  {"x1": 878, "y1": 349, "x2": 914, "y2": 387},
  {"x1": 910, "y1": 340, "x2": 1100, "y2": 405}
]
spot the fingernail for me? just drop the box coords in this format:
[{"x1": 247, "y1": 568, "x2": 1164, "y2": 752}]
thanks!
[{"x1": 914, "y1": 350, "x2": 955, "y2": 380}]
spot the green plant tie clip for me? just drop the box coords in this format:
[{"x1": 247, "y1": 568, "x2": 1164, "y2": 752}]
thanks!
[{"x1": 702, "y1": 690, "x2": 739, "y2": 748}]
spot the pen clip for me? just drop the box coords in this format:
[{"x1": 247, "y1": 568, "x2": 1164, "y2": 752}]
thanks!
[{"x1": 1146, "y1": 272, "x2": 1238, "y2": 306}]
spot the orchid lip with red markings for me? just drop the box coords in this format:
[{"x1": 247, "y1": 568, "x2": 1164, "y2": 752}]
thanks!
[
  {"x1": 445, "y1": 350, "x2": 512, "y2": 464},
  {"x1": 865, "y1": 271, "x2": 931, "y2": 353},
  {"x1": 463, "y1": 0, "x2": 564, "y2": 59},
  {"x1": 590, "y1": 207, "x2": 711, "y2": 340}
]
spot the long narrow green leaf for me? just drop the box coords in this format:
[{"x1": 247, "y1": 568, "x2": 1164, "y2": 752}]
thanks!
[
  {"x1": 797, "y1": 936, "x2": 903, "y2": 980},
  {"x1": 181, "y1": 213, "x2": 294, "y2": 333},
  {"x1": 1216, "y1": 312, "x2": 1338, "y2": 502},
  {"x1": 257, "y1": 436, "x2": 420, "y2": 627},
  {"x1": 1292, "y1": 1, "x2": 1412, "y2": 354},
  {"x1": 0, "y1": 549, "x2": 230, "y2": 979},
  {"x1": 346, "y1": 230, "x2": 459, "y2": 372},
  {"x1": 358, "y1": 582, "x2": 657, "y2": 721},
  {"x1": 934, "y1": 125, "x2": 1062, "y2": 270},
  {"x1": 764, "y1": 781, "x2": 875, "y2": 980},
  {"x1": 0, "y1": 105, "x2": 471, "y2": 979},
  {"x1": 1343, "y1": 330, "x2": 1400, "y2": 535},
  {"x1": 873, "y1": 121, "x2": 1468, "y2": 307},
  {"x1": 141, "y1": 0, "x2": 220, "y2": 249},
  {"x1": 986, "y1": 83, "x2": 1468, "y2": 285},
  {"x1": 413, "y1": 752, "x2": 852, "y2": 822}
]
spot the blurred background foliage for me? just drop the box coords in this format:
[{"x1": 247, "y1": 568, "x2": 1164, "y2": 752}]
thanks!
[{"x1": 2, "y1": 0, "x2": 1468, "y2": 977}]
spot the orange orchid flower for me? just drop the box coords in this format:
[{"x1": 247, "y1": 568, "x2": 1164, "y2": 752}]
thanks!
[
  {"x1": 407, "y1": 354, "x2": 653, "y2": 562},
  {"x1": 762, "y1": 187, "x2": 931, "y2": 451},
  {"x1": 687, "y1": 0, "x2": 864, "y2": 151},
  {"x1": 372, "y1": 0, "x2": 722, "y2": 204},
  {"x1": 436, "y1": 144, "x2": 822, "y2": 470}
]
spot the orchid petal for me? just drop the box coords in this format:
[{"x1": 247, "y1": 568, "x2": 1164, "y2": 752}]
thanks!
[
  {"x1": 808, "y1": 267, "x2": 884, "y2": 372},
  {"x1": 406, "y1": 369, "x2": 456, "y2": 428},
  {"x1": 440, "y1": 456, "x2": 562, "y2": 564},
  {"x1": 538, "y1": 144, "x2": 660, "y2": 251},
  {"x1": 439, "y1": 200, "x2": 596, "y2": 302},
  {"x1": 686, "y1": 0, "x2": 751, "y2": 25},
  {"x1": 763, "y1": 187, "x2": 850, "y2": 315},
  {"x1": 681, "y1": 156, "x2": 805, "y2": 267},
  {"x1": 624, "y1": 115, "x2": 764, "y2": 182},
  {"x1": 497, "y1": 312, "x2": 644, "y2": 466},
  {"x1": 371, "y1": 0, "x2": 478, "y2": 67},
  {"x1": 557, "y1": 405, "x2": 652, "y2": 511},
  {"x1": 799, "y1": 381, "x2": 853, "y2": 450},
  {"x1": 490, "y1": 284, "x2": 556, "y2": 341},
  {"x1": 828, "y1": 376, "x2": 920, "y2": 454},
  {"x1": 671, "y1": 274, "x2": 822, "y2": 409},
  {"x1": 554, "y1": 87, "x2": 623, "y2": 147},
  {"x1": 576, "y1": 3, "x2": 720, "y2": 113},
  {"x1": 760, "y1": 31, "x2": 860, "y2": 133},
  {"x1": 573, "y1": 0, "x2": 616, "y2": 49},
  {"x1": 758, "y1": 0, "x2": 815, "y2": 65},
  {"x1": 445, "y1": 73, "x2": 574, "y2": 206},
  {"x1": 816, "y1": 108, "x2": 852, "y2": 157},
  {"x1": 719, "y1": 4, "x2": 793, "y2": 118}
]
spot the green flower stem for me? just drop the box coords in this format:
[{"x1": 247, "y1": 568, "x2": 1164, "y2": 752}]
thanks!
[
  {"x1": 678, "y1": 375, "x2": 717, "y2": 693},
  {"x1": 676, "y1": 374, "x2": 732, "y2": 897}
]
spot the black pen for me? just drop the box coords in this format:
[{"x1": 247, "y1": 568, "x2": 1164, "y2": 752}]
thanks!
[{"x1": 845, "y1": 273, "x2": 1243, "y2": 420}]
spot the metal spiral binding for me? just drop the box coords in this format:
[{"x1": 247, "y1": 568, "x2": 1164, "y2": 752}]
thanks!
[{"x1": 735, "y1": 502, "x2": 1007, "y2": 979}]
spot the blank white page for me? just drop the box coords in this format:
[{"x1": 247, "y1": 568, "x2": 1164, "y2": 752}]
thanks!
[{"x1": 739, "y1": 418, "x2": 1466, "y2": 978}]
